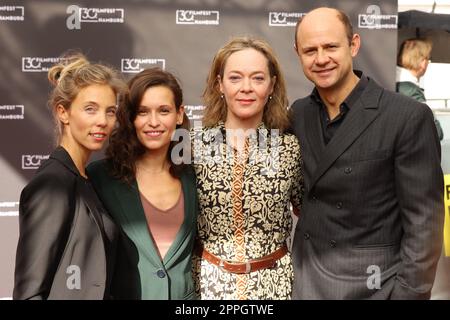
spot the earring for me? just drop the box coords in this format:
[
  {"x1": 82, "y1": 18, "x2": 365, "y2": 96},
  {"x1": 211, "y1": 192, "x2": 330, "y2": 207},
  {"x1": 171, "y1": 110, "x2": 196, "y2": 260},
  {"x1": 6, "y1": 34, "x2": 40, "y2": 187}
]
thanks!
[
  {"x1": 220, "y1": 94, "x2": 224, "y2": 99},
  {"x1": 269, "y1": 95, "x2": 273, "y2": 100}
]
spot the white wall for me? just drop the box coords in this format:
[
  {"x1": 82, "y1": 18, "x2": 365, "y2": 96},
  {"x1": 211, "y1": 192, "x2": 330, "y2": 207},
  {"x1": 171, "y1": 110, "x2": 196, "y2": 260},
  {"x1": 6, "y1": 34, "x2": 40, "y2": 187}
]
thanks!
[{"x1": 422, "y1": 63, "x2": 450, "y2": 109}]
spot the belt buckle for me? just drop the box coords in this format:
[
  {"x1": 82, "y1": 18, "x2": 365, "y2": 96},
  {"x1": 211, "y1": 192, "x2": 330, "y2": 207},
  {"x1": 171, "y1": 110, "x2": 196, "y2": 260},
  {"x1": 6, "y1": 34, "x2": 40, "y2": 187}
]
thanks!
[
  {"x1": 219, "y1": 259, "x2": 251, "y2": 274},
  {"x1": 245, "y1": 261, "x2": 251, "y2": 274}
]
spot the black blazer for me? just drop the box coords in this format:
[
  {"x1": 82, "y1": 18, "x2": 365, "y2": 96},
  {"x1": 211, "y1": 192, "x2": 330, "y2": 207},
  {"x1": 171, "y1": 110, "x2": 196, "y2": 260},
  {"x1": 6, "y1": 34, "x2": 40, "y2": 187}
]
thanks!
[
  {"x1": 13, "y1": 147, "x2": 120, "y2": 300},
  {"x1": 290, "y1": 75, "x2": 444, "y2": 299}
]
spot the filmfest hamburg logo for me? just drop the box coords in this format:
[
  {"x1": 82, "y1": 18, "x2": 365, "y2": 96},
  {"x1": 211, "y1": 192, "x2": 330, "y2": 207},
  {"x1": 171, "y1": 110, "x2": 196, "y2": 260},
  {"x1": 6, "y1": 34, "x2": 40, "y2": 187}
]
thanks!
[
  {"x1": 0, "y1": 5, "x2": 24, "y2": 21},
  {"x1": 66, "y1": 5, "x2": 124, "y2": 30},
  {"x1": 121, "y1": 58, "x2": 166, "y2": 73},
  {"x1": 184, "y1": 105, "x2": 205, "y2": 121},
  {"x1": 0, "y1": 201, "x2": 19, "y2": 217},
  {"x1": 22, "y1": 154, "x2": 50, "y2": 170},
  {"x1": 358, "y1": 5, "x2": 397, "y2": 29},
  {"x1": 269, "y1": 12, "x2": 304, "y2": 27},
  {"x1": 176, "y1": 10, "x2": 219, "y2": 25},
  {"x1": 0, "y1": 105, "x2": 24, "y2": 120},
  {"x1": 22, "y1": 57, "x2": 64, "y2": 72}
]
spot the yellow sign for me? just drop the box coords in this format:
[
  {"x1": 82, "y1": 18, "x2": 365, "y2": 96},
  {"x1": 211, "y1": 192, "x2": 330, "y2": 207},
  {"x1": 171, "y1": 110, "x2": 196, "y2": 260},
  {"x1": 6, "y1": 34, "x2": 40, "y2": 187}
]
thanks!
[{"x1": 443, "y1": 175, "x2": 450, "y2": 256}]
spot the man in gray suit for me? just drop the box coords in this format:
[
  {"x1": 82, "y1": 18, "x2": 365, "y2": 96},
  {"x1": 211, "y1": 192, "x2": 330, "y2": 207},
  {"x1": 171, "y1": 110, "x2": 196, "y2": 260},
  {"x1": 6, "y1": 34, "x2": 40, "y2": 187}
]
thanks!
[{"x1": 290, "y1": 7, "x2": 444, "y2": 299}]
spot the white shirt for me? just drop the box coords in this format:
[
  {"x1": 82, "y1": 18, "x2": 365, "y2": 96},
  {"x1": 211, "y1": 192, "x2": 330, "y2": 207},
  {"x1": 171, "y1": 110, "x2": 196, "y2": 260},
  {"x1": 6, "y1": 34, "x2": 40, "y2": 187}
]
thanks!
[{"x1": 396, "y1": 66, "x2": 420, "y2": 86}]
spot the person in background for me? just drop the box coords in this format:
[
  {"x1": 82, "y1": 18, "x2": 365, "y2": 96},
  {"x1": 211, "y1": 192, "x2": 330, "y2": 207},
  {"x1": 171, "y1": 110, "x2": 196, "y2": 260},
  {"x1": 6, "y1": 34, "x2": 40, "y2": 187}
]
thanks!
[
  {"x1": 290, "y1": 7, "x2": 444, "y2": 299},
  {"x1": 396, "y1": 38, "x2": 443, "y2": 140},
  {"x1": 87, "y1": 68, "x2": 198, "y2": 300},
  {"x1": 13, "y1": 53, "x2": 126, "y2": 299},
  {"x1": 192, "y1": 36, "x2": 303, "y2": 299}
]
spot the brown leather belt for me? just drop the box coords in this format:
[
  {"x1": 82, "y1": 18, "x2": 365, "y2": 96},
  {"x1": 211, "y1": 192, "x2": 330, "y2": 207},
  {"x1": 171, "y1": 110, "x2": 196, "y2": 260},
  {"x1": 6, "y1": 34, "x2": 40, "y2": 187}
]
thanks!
[{"x1": 196, "y1": 243, "x2": 288, "y2": 274}]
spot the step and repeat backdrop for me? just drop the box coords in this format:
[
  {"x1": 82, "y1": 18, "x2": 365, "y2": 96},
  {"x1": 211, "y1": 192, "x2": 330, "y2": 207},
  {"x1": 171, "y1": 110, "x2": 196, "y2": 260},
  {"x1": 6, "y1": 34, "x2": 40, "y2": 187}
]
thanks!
[{"x1": 0, "y1": 0, "x2": 408, "y2": 298}]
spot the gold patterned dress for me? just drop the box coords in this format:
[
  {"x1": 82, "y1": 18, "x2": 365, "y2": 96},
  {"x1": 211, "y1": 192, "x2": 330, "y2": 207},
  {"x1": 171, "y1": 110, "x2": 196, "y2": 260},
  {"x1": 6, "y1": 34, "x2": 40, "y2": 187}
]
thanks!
[{"x1": 191, "y1": 122, "x2": 303, "y2": 300}]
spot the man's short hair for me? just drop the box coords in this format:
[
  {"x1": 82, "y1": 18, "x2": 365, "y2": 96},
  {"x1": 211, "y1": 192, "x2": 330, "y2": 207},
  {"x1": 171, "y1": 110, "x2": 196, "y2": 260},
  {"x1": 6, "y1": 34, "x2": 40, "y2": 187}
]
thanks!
[{"x1": 294, "y1": 8, "x2": 354, "y2": 50}]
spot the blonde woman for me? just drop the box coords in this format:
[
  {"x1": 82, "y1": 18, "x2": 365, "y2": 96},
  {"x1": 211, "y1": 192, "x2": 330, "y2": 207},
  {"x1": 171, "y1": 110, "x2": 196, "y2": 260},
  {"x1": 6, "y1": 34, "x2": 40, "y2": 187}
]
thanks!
[
  {"x1": 396, "y1": 38, "x2": 443, "y2": 139},
  {"x1": 13, "y1": 54, "x2": 126, "y2": 299},
  {"x1": 192, "y1": 37, "x2": 303, "y2": 299}
]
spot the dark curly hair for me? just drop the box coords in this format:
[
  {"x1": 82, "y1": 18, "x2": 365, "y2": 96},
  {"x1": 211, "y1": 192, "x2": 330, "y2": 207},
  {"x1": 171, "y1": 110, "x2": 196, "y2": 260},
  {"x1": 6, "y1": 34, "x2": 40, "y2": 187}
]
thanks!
[{"x1": 106, "y1": 68, "x2": 190, "y2": 184}]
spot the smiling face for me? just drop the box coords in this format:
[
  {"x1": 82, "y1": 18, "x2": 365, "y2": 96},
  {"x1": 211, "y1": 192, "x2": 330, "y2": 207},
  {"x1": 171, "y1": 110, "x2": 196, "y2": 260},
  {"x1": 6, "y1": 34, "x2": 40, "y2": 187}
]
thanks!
[
  {"x1": 296, "y1": 8, "x2": 360, "y2": 93},
  {"x1": 58, "y1": 84, "x2": 117, "y2": 156},
  {"x1": 219, "y1": 48, "x2": 275, "y2": 128},
  {"x1": 133, "y1": 85, "x2": 184, "y2": 154}
]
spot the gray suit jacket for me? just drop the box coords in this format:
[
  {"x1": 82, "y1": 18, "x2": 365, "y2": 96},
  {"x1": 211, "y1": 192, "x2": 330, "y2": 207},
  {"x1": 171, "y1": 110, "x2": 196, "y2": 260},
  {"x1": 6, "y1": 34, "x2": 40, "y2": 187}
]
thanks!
[
  {"x1": 13, "y1": 147, "x2": 120, "y2": 299},
  {"x1": 290, "y1": 76, "x2": 444, "y2": 299}
]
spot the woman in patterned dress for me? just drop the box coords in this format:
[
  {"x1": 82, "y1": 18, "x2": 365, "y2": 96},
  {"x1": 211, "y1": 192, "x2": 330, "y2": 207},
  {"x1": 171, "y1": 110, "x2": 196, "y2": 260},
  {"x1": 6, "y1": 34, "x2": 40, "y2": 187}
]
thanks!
[{"x1": 192, "y1": 36, "x2": 303, "y2": 299}]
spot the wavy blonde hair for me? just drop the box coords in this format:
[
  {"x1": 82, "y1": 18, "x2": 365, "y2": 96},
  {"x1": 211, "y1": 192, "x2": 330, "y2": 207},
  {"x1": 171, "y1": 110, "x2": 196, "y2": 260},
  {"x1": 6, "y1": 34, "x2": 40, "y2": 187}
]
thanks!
[
  {"x1": 397, "y1": 38, "x2": 432, "y2": 71},
  {"x1": 202, "y1": 36, "x2": 290, "y2": 132},
  {"x1": 47, "y1": 52, "x2": 126, "y2": 144}
]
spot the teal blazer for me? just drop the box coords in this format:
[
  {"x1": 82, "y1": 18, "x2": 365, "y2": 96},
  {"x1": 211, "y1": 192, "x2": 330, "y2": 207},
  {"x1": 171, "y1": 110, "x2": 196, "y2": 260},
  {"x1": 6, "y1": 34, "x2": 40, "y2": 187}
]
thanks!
[{"x1": 87, "y1": 160, "x2": 198, "y2": 300}]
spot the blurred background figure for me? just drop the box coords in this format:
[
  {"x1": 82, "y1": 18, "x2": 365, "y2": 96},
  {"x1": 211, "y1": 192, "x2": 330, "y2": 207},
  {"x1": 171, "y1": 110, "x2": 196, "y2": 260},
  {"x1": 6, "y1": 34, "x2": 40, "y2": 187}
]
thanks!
[{"x1": 396, "y1": 38, "x2": 444, "y2": 140}]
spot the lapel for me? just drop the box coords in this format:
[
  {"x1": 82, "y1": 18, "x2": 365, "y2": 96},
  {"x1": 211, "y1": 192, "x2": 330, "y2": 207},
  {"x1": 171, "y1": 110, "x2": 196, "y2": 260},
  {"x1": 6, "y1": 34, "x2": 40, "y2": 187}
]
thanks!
[
  {"x1": 51, "y1": 146, "x2": 105, "y2": 237},
  {"x1": 304, "y1": 100, "x2": 326, "y2": 165},
  {"x1": 162, "y1": 170, "x2": 195, "y2": 267},
  {"x1": 113, "y1": 179, "x2": 163, "y2": 268},
  {"x1": 77, "y1": 180, "x2": 105, "y2": 231},
  {"x1": 50, "y1": 146, "x2": 82, "y2": 177},
  {"x1": 113, "y1": 170, "x2": 196, "y2": 269},
  {"x1": 309, "y1": 79, "x2": 383, "y2": 189}
]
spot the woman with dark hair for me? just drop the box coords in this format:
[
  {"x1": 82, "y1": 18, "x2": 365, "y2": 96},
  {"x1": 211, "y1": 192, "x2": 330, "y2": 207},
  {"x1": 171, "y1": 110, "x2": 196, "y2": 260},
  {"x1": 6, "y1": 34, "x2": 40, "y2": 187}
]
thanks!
[
  {"x1": 87, "y1": 67, "x2": 198, "y2": 300},
  {"x1": 13, "y1": 53, "x2": 126, "y2": 299}
]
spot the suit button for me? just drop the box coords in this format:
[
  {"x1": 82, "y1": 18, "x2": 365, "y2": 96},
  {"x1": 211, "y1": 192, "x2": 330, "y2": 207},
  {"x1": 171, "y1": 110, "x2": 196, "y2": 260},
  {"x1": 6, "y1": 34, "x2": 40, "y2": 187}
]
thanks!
[
  {"x1": 304, "y1": 233, "x2": 310, "y2": 240},
  {"x1": 156, "y1": 270, "x2": 166, "y2": 278},
  {"x1": 344, "y1": 167, "x2": 352, "y2": 174},
  {"x1": 312, "y1": 195, "x2": 318, "y2": 202},
  {"x1": 336, "y1": 202, "x2": 343, "y2": 209},
  {"x1": 330, "y1": 240, "x2": 337, "y2": 248}
]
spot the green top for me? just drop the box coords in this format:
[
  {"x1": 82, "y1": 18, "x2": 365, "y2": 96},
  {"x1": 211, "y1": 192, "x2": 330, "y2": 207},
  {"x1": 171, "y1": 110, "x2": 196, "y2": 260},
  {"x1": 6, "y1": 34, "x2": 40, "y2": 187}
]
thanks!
[
  {"x1": 396, "y1": 81, "x2": 426, "y2": 102},
  {"x1": 396, "y1": 81, "x2": 444, "y2": 140}
]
